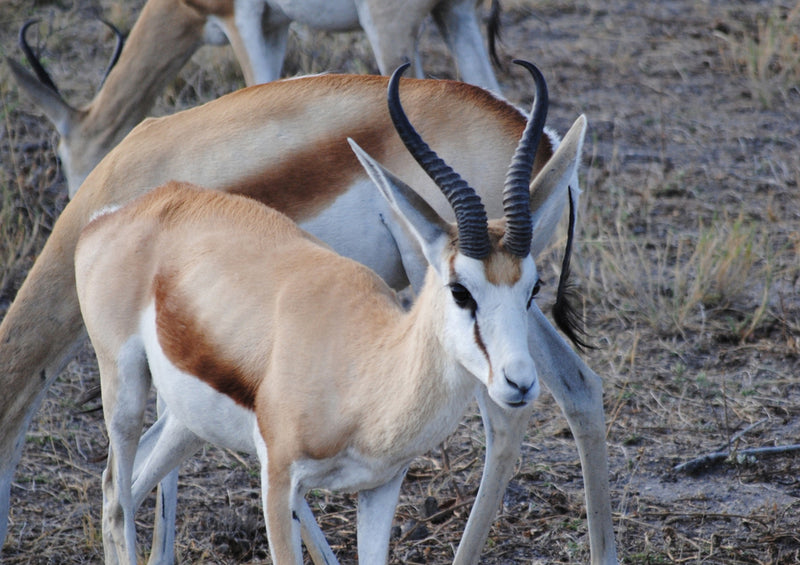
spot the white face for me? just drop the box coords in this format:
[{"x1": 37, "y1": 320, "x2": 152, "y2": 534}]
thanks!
[{"x1": 441, "y1": 252, "x2": 540, "y2": 409}]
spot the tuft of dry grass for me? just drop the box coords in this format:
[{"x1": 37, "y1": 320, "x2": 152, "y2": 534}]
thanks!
[
  {"x1": 714, "y1": 2, "x2": 800, "y2": 107},
  {"x1": 581, "y1": 211, "x2": 776, "y2": 341}
]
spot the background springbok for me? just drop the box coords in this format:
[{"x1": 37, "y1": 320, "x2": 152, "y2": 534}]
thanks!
[
  {"x1": 76, "y1": 82, "x2": 550, "y2": 559},
  {"x1": 6, "y1": 0, "x2": 208, "y2": 197},
  {"x1": 190, "y1": 0, "x2": 503, "y2": 88},
  {"x1": 8, "y1": 0, "x2": 502, "y2": 198},
  {"x1": 0, "y1": 64, "x2": 616, "y2": 564}
]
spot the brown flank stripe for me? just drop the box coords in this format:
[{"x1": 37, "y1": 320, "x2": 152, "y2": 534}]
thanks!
[
  {"x1": 227, "y1": 124, "x2": 389, "y2": 223},
  {"x1": 154, "y1": 272, "x2": 257, "y2": 409}
]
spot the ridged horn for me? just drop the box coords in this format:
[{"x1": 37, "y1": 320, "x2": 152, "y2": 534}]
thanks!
[
  {"x1": 387, "y1": 63, "x2": 491, "y2": 260},
  {"x1": 19, "y1": 19, "x2": 60, "y2": 94},
  {"x1": 501, "y1": 60, "x2": 548, "y2": 257}
]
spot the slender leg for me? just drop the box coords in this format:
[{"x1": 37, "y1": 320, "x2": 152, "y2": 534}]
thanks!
[
  {"x1": 256, "y1": 431, "x2": 303, "y2": 565},
  {"x1": 217, "y1": 0, "x2": 289, "y2": 85},
  {"x1": 354, "y1": 0, "x2": 430, "y2": 77},
  {"x1": 356, "y1": 467, "x2": 407, "y2": 563},
  {"x1": 453, "y1": 392, "x2": 532, "y2": 565},
  {"x1": 432, "y1": 0, "x2": 502, "y2": 92},
  {"x1": 148, "y1": 472, "x2": 179, "y2": 565},
  {"x1": 0, "y1": 334, "x2": 85, "y2": 549},
  {"x1": 455, "y1": 306, "x2": 617, "y2": 565},
  {"x1": 100, "y1": 342, "x2": 151, "y2": 565},
  {"x1": 296, "y1": 498, "x2": 340, "y2": 565},
  {"x1": 527, "y1": 307, "x2": 616, "y2": 564},
  {"x1": 136, "y1": 399, "x2": 205, "y2": 565},
  {"x1": 145, "y1": 396, "x2": 175, "y2": 565}
]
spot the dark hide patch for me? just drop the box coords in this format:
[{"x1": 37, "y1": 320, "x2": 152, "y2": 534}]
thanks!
[{"x1": 154, "y1": 272, "x2": 258, "y2": 409}]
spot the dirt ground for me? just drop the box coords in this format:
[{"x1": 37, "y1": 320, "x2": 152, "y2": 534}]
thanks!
[{"x1": 1, "y1": 0, "x2": 800, "y2": 563}]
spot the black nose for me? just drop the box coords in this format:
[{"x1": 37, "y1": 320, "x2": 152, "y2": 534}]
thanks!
[{"x1": 504, "y1": 371, "x2": 530, "y2": 397}]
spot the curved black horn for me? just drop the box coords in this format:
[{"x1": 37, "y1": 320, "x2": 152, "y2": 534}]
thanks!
[
  {"x1": 99, "y1": 18, "x2": 126, "y2": 87},
  {"x1": 501, "y1": 59, "x2": 548, "y2": 257},
  {"x1": 387, "y1": 63, "x2": 491, "y2": 260},
  {"x1": 19, "y1": 19, "x2": 60, "y2": 94}
]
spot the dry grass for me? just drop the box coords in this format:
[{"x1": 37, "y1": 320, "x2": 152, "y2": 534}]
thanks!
[
  {"x1": 582, "y1": 211, "x2": 778, "y2": 341},
  {"x1": 714, "y1": 2, "x2": 800, "y2": 107},
  {"x1": 2, "y1": 0, "x2": 800, "y2": 563},
  {"x1": 0, "y1": 77, "x2": 62, "y2": 306}
]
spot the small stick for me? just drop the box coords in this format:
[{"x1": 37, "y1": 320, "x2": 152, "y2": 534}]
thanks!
[
  {"x1": 724, "y1": 418, "x2": 768, "y2": 449},
  {"x1": 674, "y1": 443, "x2": 800, "y2": 474}
]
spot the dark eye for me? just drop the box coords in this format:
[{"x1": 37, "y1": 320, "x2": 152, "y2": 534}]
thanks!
[
  {"x1": 527, "y1": 279, "x2": 542, "y2": 309},
  {"x1": 450, "y1": 283, "x2": 476, "y2": 311}
]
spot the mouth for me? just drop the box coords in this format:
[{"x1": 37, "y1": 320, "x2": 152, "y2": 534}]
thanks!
[{"x1": 505, "y1": 398, "x2": 529, "y2": 408}]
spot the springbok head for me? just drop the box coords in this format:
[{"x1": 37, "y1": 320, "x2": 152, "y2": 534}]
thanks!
[{"x1": 348, "y1": 61, "x2": 567, "y2": 407}]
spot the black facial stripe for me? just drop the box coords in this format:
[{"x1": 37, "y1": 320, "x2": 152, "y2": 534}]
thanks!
[{"x1": 473, "y1": 320, "x2": 490, "y2": 364}]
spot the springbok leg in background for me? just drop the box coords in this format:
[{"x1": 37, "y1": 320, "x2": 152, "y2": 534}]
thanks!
[{"x1": 197, "y1": 0, "x2": 502, "y2": 90}]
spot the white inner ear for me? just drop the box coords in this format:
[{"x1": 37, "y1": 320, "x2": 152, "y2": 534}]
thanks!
[
  {"x1": 529, "y1": 115, "x2": 587, "y2": 257},
  {"x1": 348, "y1": 138, "x2": 452, "y2": 275}
]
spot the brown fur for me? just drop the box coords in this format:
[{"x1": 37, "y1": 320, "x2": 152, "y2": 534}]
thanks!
[
  {"x1": 229, "y1": 122, "x2": 390, "y2": 221},
  {"x1": 154, "y1": 271, "x2": 259, "y2": 409},
  {"x1": 484, "y1": 223, "x2": 524, "y2": 286}
]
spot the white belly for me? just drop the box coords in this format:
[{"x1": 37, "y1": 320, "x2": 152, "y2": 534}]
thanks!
[
  {"x1": 268, "y1": 0, "x2": 360, "y2": 31},
  {"x1": 292, "y1": 448, "x2": 407, "y2": 495}
]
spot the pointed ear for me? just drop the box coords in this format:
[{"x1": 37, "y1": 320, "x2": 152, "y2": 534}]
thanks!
[
  {"x1": 528, "y1": 114, "x2": 587, "y2": 257},
  {"x1": 348, "y1": 138, "x2": 451, "y2": 268},
  {"x1": 6, "y1": 57, "x2": 77, "y2": 136}
]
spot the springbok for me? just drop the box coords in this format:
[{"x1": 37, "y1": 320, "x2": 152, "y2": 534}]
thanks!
[
  {"x1": 75, "y1": 77, "x2": 549, "y2": 559},
  {"x1": 9, "y1": 0, "x2": 501, "y2": 198},
  {"x1": 6, "y1": 0, "x2": 210, "y2": 197},
  {"x1": 191, "y1": 0, "x2": 503, "y2": 89},
  {"x1": 0, "y1": 68, "x2": 617, "y2": 564}
]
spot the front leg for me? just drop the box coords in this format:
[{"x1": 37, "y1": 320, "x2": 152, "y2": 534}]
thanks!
[
  {"x1": 453, "y1": 392, "x2": 532, "y2": 565},
  {"x1": 455, "y1": 306, "x2": 616, "y2": 565},
  {"x1": 357, "y1": 467, "x2": 407, "y2": 564},
  {"x1": 525, "y1": 306, "x2": 617, "y2": 565},
  {"x1": 262, "y1": 467, "x2": 304, "y2": 565},
  {"x1": 540, "y1": 351, "x2": 616, "y2": 564}
]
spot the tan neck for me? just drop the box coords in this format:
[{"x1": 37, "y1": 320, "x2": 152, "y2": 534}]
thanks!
[
  {"x1": 350, "y1": 273, "x2": 473, "y2": 459},
  {"x1": 82, "y1": 0, "x2": 206, "y2": 146}
]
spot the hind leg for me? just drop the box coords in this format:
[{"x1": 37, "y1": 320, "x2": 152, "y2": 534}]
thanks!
[
  {"x1": 131, "y1": 396, "x2": 206, "y2": 565},
  {"x1": 99, "y1": 339, "x2": 151, "y2": 565}
]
